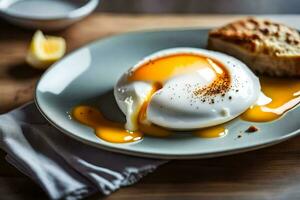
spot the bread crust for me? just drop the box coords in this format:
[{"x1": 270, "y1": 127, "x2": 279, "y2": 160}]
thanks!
[{"x1": 208, "y1": 18, "x2": 300, "y2": 76}]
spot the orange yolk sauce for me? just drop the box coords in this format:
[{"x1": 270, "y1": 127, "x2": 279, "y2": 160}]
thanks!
[
  {"x1": 128, "y1": 53, "x2": 227, "y2": 83},
  {"x1": 241, "y1": 77, "x2": 300, "y2": 122},
  {"x1": 72, "y1": 106, "x2": 143, "y2": 143},
  {"x1": 194, "y1": 125, "x2": 228, "y2": 138}
]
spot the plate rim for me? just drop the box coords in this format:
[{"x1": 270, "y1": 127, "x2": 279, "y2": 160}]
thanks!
[{"x1": 34, "y1": 28, "x2": 300, "y2": 159}]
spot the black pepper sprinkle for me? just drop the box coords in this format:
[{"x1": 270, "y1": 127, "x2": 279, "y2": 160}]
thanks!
[
  {"x1": 193, "y1": 59, "x2": 231, "y2": 103},
  {"x1": 229, "y1": 96, "x2": 232, "y2": 100}
]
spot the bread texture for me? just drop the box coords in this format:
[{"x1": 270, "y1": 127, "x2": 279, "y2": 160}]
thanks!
[{"x1": 208, "y1": 18, "x2": 300, "y2": 76}]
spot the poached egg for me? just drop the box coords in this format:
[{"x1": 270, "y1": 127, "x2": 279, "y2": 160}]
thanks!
[{"x1": 114, "y1": 48, "x2": 261, "y2": 131}]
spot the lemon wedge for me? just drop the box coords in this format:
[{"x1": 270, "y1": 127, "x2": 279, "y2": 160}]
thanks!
[{"x1": 26, "y1": 30, "x2": 66, "y2": 69}]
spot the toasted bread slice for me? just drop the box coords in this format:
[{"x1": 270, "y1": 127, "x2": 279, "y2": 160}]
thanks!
[{"x1": 208, "y1": 18, "x2": 300, "y2": 76}]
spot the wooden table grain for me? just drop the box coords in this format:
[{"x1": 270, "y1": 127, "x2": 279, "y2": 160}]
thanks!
[{"x1": 1, "y1": 14, "x2": 300, "y2": 200}]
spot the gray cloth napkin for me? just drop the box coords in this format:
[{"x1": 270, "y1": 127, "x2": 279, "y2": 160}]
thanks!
[{"x1": 0, "y1": 102, "x2": 167, "y2": 200}]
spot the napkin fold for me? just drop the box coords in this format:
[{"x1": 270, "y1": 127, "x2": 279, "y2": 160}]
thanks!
[{"x1": 0, "y1": 102, "x2": 167, "y2": 200}]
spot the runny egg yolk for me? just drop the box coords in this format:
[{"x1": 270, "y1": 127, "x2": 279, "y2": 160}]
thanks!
[
  {"x1": 241, "y1": 77, "x2": 300, "y2": 122},
  {"x1": 72, "y1": 106, "x2": 143, "y2": 143},
  {"x1": 194, "y1": 125, "x2": 228, "y2": 138},
  {"x1": 128, "y1": 53, "x2": 227, "y2": 83}
]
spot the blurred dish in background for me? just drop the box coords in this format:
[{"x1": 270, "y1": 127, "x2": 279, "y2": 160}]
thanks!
[{"x1": 0, "y1": 0, "x2": 99, "y2": 31}]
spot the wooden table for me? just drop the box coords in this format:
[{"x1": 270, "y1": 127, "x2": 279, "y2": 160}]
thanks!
[{"x1": 1, "y1": 13, "x2": 300, "y2": 200}]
